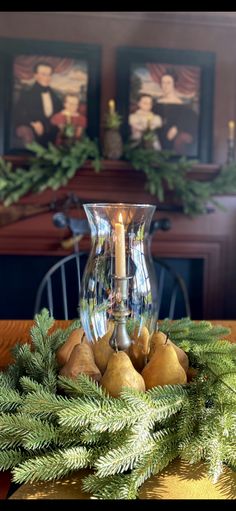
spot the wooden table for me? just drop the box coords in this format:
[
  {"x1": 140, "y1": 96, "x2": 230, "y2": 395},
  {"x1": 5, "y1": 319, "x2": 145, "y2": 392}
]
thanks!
[
  {"x1": 0, "y1": 319, "x2": 235, "y2": 500},
  {"x1": 0, "y1": 319, "x2": 72, "y2": 370}
]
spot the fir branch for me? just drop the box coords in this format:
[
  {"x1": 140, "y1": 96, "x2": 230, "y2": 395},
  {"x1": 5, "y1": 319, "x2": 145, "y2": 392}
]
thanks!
[
  {"x1": 48, "y1": 319, "x2": 81, "y2": 353},
  {"x1": 181, "y1": 433, "x2": 206, "y2": 464},
  {"x1": 222, "y1": 441, "x2": 236, "y2": 467},
  {"x1": 12, "y1": 446, "x2": 93, "y2": 483},
  {"x1": 10, "y1": 343, "x2": 33, "y2": 372},
  {"x1": 147, "y1": 383, "x2": 187, "y2": 401},
  {"x1": 120, "y1": 386, "x2": 187, "y2": 424},
  {"x1": 0, "y1": 370, "x2": 18, "y2": 390},
  {"x1": 0, "y1": 449, "x2": 28, "y2": 470},
  {"x1": 82, "y1": 473, "x2": 134, "y2": 500},
  {"x1": 0, "y1": 388, "x2": 23, "y2": 413},
  {"x1": 1, "y1": 364, "x2": 22, "y2": 390},
  {"x1": 33, "y1": 308, "x2": 55, "y2": 338},
  {"x1": 180, "y1": 404, "x2": 236, "y2": 484},
  {"x1": 58, "y1": 396, "x2": 105, "y2": 430},
  {"x1": 94, "y1": 437, "x2": 155, "y2": 477},
  {"x1": 131, "y1": 431, "x2": 179, "y2": 499},
  {"x1": 22, "y1": 423, "x2": 58, "y2": 451},
  {"x1": 160, "y1": 319, "x2": 231, "y2": 347},
  {"x1": 0, "y1": 413, "x2": 57, "y2": 450},
  {"x1": 87, "y1": 428, "x2": 179, "y2": 499},
  {"x1": 9, "y1": 310, "x2": 61, "y2": 393},
  {"x1": 58, "y1": 396, "x2": 140, "y2": 433},
  {"x1": 58, "y1": 373, "x2": 107, "y2": 399},
  {"x1": 0, "y1": 413, "x2": 48, "y2": 449},
  {"x1": 200, "y1": 355, "x2": 235, "y2": 376},
  {"x1": 19, "y1": 376, "x2": 47, "y2": 394},
  {"x1": 202, "y1": 363, "x2": 236, "y2": 398},
  {"x1": 176, "y1": 387, "x2": 205, "y2": 451},
  {"x1": 192, "y1": 340, "x2": 236, "y2": 356},
  {"x1": 198, "y1": 418, "x2": 227, "y2": 483},
  {"x1": 21, "y1": 388, "x2": 72, "y2": 420},
  {"x1": 15, "y1": 347, "x2": 57, "y2": 393},
  {"x1": 79, "y1": 429, "x2": 112, "y2": 446}
]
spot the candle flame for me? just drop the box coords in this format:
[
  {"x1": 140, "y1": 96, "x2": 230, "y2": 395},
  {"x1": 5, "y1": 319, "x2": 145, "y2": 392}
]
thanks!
[
  {"x1": 108, "y1": 99, "x2": 115, "y2": 114},
  {"x1": 228, "y1": 120, "x2": 235, "y2": 140},
  {"x1": 118, "y1": 212, "x2": 123, "y2": 224}
]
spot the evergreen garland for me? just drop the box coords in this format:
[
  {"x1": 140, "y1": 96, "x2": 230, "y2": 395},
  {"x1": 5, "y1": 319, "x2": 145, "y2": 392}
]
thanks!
[
  {"x1": 0, "y1": 310, "x2": 235, "y2": 499},
  {"x1": 0, "y1": 137, "x2": 101, "y2": 206},
  {"x1": 124, "y1": 144, "x2": 236, "y2": 216},
  {"x1": 1, "y1": 136, "x2": 236, "y2": 215}
]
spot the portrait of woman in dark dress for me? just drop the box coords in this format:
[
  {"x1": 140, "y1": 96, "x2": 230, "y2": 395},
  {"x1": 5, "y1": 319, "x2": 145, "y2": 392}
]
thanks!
[{"x1": 154, "y1": 67, "x2": 199, "y2": 157}]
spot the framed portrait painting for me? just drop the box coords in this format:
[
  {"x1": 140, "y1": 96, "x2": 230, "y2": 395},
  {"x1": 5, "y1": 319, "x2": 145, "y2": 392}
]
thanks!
[
  {"x1": 116, "y1": 47, "x2": 215, "y2": 162},
  {"x1": 0, "y1": 38, "x2": 101, "y2": 154}
]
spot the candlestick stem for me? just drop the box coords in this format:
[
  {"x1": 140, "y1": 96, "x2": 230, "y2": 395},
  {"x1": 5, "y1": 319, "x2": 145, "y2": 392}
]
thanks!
[{"x1": 109, "y1": 276, "x2": 131, "y2": 351}]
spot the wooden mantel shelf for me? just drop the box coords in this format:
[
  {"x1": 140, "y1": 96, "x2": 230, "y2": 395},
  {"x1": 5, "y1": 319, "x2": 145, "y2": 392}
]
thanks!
[
  {"x1": 0, "y1": 159, "x2": 222, "y2": 213},
  {"x1": 3, "y1": 155, "x2": 221, "y2": 181},
  {"x1": 0, "y1": 157, "x2": 226, "y2": 261}
]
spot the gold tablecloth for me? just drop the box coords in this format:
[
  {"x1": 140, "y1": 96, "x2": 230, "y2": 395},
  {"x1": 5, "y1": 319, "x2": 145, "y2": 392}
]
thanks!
[{"x1": 9, "y1": 459, "x2": 236, "y2": 500}]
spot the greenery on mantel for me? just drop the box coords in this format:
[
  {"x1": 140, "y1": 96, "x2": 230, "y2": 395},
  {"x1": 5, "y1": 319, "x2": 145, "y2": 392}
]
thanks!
[
  {"x1": 1, "y1": 134, "x2": 236, "y2": 215},
  {"x1": 0, "y1": 137, "x2": 101, "y2": 207},
  {"x1": 0, "y1": 310, "x2": 235, "y2": 500},
  {"x1": 124, "y1": 144, "x2": 236, "y2": 216}
]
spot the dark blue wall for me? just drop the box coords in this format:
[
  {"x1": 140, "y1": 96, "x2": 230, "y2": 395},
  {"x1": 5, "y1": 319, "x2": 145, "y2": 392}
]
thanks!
[{"x1": 0, "y1": 255, "x2": 203, "y2": 320}]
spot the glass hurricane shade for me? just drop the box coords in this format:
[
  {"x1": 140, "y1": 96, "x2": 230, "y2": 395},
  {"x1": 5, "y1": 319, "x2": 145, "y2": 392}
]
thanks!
[{"x1": 79, "y1": 203, "x2": 158, "y2": 346}]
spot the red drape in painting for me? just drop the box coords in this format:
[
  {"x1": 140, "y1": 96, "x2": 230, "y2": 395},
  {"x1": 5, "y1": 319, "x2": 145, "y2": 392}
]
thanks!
[
  {"x1": 146, "y1": 63, "x2": 200, "y2": 96},
  {"x1": 14, "y1": 56, "x2": 75, "y2": 81}
]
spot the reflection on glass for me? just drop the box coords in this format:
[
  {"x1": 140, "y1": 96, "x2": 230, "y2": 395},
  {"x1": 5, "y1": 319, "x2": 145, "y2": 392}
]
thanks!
[{"x1": 80, "y1": 203, "x2": 158, "y2": 344}]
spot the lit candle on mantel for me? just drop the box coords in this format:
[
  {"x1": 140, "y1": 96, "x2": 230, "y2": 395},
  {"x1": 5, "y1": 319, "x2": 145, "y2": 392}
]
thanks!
[
  {"x1": 228, "y1": 120, "x2": 235, "y2": 141},
  {"x1": 108, "y1": 99, "x2": 115, "y2": 114},
  {"x1": 115, "y1": 212, "x2": 126, "y2": 278}
]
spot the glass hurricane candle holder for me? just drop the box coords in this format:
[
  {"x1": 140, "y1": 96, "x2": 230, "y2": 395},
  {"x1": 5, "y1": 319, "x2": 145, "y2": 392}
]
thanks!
[{"x1": 80, "y1": 203, "x2": 158, "y2": 350}]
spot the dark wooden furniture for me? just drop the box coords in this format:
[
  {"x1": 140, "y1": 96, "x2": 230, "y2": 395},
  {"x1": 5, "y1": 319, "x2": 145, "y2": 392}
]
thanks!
[
  {"x1": 0, "y1": 12, "x2": 236, "y2": 319},
  {"x1": 0, "y1": 160, "x2": 235, "y2": 319}
]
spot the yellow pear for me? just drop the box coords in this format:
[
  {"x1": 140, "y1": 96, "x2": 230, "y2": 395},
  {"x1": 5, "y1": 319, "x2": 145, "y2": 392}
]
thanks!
[
  {"x1": 92, "y1": 321, "x2": 115, "y2": 374},
  {"x1": 129, "y1": 325, "x2": 150, "y2": 372},
  {"x1": 149, "y1": 331, "x2": 189, "y2": 373},
  {"x1": 59, "y1": 339, "x2": 101, "y2": 382},
  {"x1": 142, "y1": 342, "x2": 187, "y2": 389},
  {"x1": 56, "y1": 327, "x2": 85, "y2": 367},
  {"x1": 149, "y1": 331, "x2": 167, "y2": 359},
  {"x1": 100, "y1": 351, "x2": 146, "y2": 397}
]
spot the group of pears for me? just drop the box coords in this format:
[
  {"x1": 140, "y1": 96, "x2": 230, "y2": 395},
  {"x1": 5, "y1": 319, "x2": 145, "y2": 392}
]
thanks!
[{"x1": 57, "y1": 321, "x2": 191, "y2": 398}]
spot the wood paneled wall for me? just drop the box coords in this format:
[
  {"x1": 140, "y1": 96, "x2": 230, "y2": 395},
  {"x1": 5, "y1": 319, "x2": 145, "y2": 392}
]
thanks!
[
  {"x1": 0, "y1": 12, "x2": 236, "y2": 319},
  {"x1": 0, "y1": 11, "x2": 236, "y2": 163}
]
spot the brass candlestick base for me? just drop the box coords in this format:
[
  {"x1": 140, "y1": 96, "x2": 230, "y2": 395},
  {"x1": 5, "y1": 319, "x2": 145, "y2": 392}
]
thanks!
[{"x1": 109, "y1": 276, "x2": 131, "y2": 351}]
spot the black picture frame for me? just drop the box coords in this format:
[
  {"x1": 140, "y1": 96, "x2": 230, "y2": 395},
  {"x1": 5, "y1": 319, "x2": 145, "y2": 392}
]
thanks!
[
  {"x1": 0, "y1": 37, "x2": 101, "y2": 155},
  {"x1": 116, "y1": 47, "x2": 215, "y2": 162}
]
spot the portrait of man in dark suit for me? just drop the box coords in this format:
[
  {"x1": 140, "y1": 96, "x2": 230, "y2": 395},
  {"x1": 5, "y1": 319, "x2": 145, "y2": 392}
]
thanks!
[
  {"x1": 11, "y1": 56, "x2": 88, "y2": 150},
  {"x1": 14, "y1": 61, "x2": 63, "y2": 147}
]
